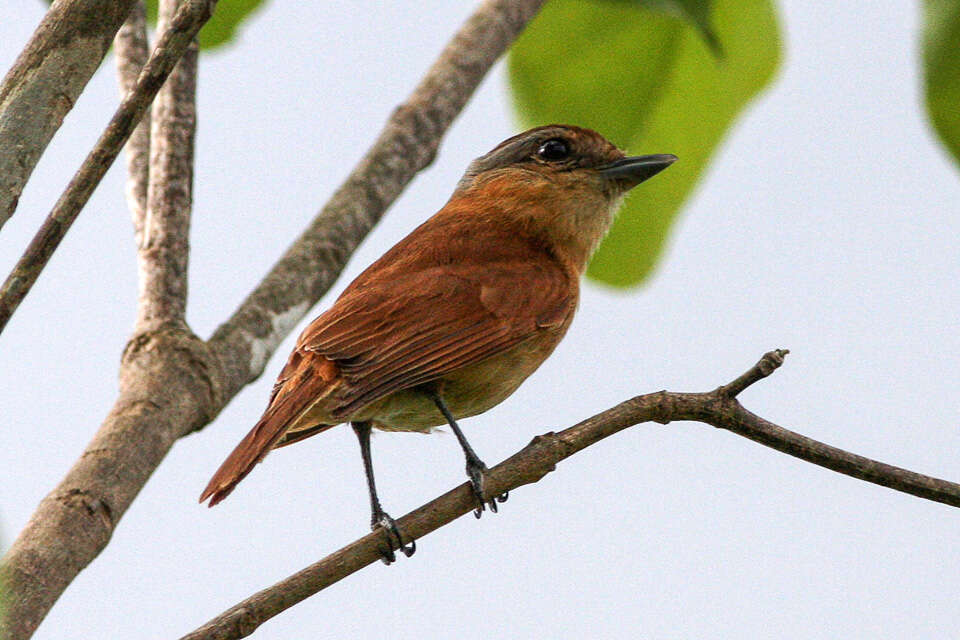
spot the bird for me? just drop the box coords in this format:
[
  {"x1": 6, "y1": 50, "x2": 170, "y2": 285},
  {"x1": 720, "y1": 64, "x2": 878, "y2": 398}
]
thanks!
[{"x1": 200, "y1": 124, "x2": 676, "y2": 563}]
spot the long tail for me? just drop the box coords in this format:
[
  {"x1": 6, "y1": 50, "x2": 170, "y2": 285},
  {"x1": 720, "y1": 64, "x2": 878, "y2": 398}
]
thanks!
[
  {"x1": 199, "y1": 353, "x2": 338, "y2": 506},
  {"x1": 199, "y1": 415, "x2": 285, "y2": 507}
]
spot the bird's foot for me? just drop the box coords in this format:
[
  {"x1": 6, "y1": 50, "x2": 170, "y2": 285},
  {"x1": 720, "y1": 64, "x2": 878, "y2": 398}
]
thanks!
[
  {"x1": 466, "y1": 459, "x2": 509, "y2": 518},
  {"x1": 371, "y1": 511, "x2": 416, "y2": 565}
]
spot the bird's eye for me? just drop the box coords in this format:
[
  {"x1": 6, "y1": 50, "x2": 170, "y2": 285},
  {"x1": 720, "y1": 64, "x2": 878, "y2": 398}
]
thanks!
[{"x1": 537, "y1": 138, "x2": 571, "y2": 162}]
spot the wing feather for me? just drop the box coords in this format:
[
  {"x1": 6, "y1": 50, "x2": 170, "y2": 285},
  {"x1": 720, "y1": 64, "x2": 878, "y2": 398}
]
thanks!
[{"x1": 300, "y1": 261, "x2": 574, "y2": 419}]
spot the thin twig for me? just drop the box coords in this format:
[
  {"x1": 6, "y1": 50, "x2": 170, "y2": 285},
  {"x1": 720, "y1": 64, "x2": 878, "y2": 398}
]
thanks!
[
  {"x1": 0, "y1": 0, "x2": 137, "y2": 228},
  {"x1": 0, "y1": 0, "x2": 217, "y2": 336},
  {"x1": 179, "y1": 350, "x2": 960, "y2": 640},
  {"x1": 114, "y1": 0, "x2": 152, "y2": 245},
  {"x1": 0, "y1": 3, "x2": 546, "y2": 639},
  {"x1": 719, "y1": 348, "x2": 789, "y2": 397}
]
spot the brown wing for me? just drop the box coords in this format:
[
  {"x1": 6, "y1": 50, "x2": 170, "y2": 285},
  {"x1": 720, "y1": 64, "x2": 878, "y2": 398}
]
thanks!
[{"x1": 302, "y1": 259, "x2": 574, "y2": 420}]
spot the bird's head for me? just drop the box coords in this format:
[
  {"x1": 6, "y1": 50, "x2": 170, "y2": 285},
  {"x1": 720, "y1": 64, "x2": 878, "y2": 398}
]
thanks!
[{"x1": 453, "y1": 125, "x2": 676, "y2": 270}]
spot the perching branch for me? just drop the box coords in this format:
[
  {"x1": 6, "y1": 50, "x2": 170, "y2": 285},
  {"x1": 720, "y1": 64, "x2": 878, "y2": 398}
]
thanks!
[
  {"x1": 180, "y1": 350, "x2": 960, "y2": 640},
  {"x1": 0, "y1": 2, "x2": 546, "y2": 639},
  {"x1": 0, "y1": 0, "x2": 137, "y2": 228},
  {"x1": 0, "y1": 0, "x2": 217, "y2": 336}
]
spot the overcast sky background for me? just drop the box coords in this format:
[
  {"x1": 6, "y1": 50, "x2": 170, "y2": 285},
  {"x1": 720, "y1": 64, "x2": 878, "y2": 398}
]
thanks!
[{"x1": 2, "y1": 2, "x2": 959, "y2": 638}]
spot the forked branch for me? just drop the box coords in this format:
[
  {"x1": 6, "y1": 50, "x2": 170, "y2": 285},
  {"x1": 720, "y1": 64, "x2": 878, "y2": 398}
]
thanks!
[{"x1": 180, "y1": 350, "x2": 960, "y2": 640}]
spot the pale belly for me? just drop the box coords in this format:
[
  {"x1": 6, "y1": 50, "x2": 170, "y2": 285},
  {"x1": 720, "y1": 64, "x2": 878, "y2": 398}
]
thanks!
[{"x1": 353, "y1": 332, "x2": 561, "y2": 432}]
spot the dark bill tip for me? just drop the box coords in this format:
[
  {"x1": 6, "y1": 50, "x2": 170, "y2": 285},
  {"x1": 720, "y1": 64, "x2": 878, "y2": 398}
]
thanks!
[{"x1": 599, "y1": 154, "x2": 677, "y2": 187}]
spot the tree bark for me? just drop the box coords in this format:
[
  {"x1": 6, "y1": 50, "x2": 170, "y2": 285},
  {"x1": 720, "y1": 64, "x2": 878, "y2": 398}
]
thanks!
[
  {"x1": 0, "y1": 0, "x2": 136, "y2": 228},
  {"x1": 114, "y1": 1, "x2": 152, "y2": 246},
  {"x1": 140, "y1": 0, "x2": 198, "y2": 329}
]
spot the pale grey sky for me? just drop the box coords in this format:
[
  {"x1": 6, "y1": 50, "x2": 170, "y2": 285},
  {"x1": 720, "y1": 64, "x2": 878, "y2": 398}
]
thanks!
[{"x1": 2, "y1": 2, "x2": 959, "y2": 639}]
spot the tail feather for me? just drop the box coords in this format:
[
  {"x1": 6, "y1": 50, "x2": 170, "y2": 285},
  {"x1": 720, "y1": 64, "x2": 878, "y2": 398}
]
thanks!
[
  {"x1": 199, "y1": 353, "x2": 339, "y2": 506},
  {"x1": 199, "y1": 415, "x2": 281, "y2": 507}
]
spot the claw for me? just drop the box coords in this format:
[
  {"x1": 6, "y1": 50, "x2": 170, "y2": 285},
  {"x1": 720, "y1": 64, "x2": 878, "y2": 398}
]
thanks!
[
  {"x1": 378, "y1": 543, "x2": 397, "y2": 565},
  {"x1": 372, "y1": 512, "x2": 415, "y2": 565},
  {"x1": 466, "y1": 460, "x2": 504, "y2": 518}
]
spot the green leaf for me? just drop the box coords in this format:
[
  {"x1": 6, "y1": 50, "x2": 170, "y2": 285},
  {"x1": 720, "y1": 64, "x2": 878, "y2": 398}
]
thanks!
[
  {"x1": 924, "y1": 0, "x2": 960, "y2": 167},
  {"x1": 146, "y1": 0, "x2": 267, "y2": 50},
  {"x1": 616, "y1": 0, "x2": 723, "y2": 57},
  {"x1": 508, "y1": 0, "x2": 780, "y2": 287}
]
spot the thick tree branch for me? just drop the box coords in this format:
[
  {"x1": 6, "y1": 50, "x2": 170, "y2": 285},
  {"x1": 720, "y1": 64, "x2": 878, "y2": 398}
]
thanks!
[
  {"x1": 0, "y1": 327, "x2": 219, "y2": 640},
  {"x1": 0, "y1": 2, "x2": 545, "y2": 638},
  {"x1": 114, "y1": 1, "x2": 151, "y2": 245},
  {"x1": 0, "y1": 0, "x2": 217, "y2": 337},
  {"x1": 0, "y1": 0, "x2": 137, "y2": 228},
  {"x1": 180, "y1": 350, "x2": 960, "y2": 640}
]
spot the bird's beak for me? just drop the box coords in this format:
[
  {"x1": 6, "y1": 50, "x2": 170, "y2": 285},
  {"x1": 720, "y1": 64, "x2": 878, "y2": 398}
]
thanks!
[{"x1": 599, "y1": 154, "x2": 677, "y2": 188}]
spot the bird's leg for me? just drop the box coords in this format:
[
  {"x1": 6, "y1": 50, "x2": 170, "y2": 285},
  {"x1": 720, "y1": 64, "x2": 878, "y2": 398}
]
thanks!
[
  {"x1": 423, "y1": 387, "x2": 509, "y2": 518},
  {"x1": 351, "y1": 421, "x2": 416, "y2": 564}
]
